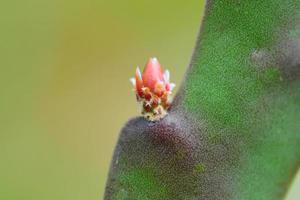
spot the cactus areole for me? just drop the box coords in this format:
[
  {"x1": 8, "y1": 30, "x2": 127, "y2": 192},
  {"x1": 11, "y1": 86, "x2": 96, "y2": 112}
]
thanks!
[{"x1": 130, "y1": 58, "x2": 175, "y2": 121}]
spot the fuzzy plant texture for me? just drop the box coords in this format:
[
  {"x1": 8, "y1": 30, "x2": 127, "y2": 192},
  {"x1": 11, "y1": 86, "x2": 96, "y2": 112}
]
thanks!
[{"x1": 104, "y1": 0, "x2": 300, "y2": 199}]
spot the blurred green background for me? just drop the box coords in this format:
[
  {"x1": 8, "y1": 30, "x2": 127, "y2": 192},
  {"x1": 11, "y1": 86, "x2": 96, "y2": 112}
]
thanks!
[{"x1": 0, "y1": 0, "x2": 299, "y2": 199}]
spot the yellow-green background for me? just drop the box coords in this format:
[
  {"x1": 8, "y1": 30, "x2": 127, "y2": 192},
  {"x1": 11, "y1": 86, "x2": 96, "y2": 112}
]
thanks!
[{"x1": 0, "y1": 0, "x2": 298, "y2": 199}]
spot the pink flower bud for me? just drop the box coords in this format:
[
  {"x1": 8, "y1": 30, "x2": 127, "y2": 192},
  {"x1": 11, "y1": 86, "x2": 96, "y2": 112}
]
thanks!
[
  {"x1": 142, "y1": 58, "x2": 164, "y2": 91},
  {"x1": 130, "y1": 57, "x2": 175, "y2": 121}
]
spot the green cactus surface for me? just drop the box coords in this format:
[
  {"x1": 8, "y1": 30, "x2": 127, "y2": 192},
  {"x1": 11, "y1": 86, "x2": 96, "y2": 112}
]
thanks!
[{"x1": 105, "y1": 0, "x2": 300, "y2": 199}]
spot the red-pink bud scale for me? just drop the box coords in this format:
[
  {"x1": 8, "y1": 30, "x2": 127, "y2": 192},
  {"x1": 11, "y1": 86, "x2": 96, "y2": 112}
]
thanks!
[{"x1": 130, "y1": 57, "x2": 175, "y2": 121}]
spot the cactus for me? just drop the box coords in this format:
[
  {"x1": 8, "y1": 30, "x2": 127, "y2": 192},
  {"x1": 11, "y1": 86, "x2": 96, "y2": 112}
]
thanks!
[{"x1": 104, "y1": 0, "x2": 300, "y2": 199}]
